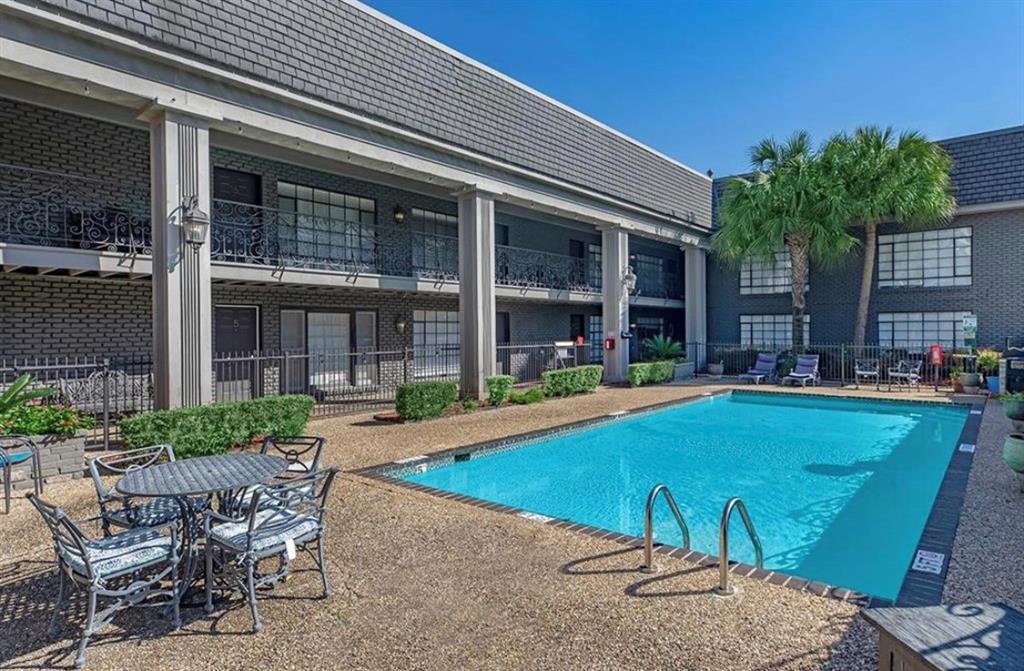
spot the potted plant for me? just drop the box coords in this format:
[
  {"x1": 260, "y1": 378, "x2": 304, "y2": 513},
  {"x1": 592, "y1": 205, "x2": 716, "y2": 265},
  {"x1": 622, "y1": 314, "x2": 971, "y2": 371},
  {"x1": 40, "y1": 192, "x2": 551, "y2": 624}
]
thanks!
[
  {"x1": 950, "y1": 368, "x2": 964, "y2": 393},
  {"x1": 0, "y1": 374, "x2": 94, "y2": 488},
  {"x1": 707, "y1": 361, "x2": 725, "y2": 378},
  {"x1": 977, "y1": 349, "x2": 1001, "y2": 393},
  {"x1": 1000, "y1": 392, "x2": 1024, "y2": 422},
  {"x1": 1003, "y1": 433, "x2": 1024, "y2": 489},
  {"x1": 961, "y1": 370, "x2": 982, "y2": 394}
]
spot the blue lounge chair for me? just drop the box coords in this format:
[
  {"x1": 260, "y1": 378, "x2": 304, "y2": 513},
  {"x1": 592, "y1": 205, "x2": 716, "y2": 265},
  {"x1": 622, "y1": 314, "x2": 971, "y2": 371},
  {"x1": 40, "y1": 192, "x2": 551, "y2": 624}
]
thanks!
[
  {"x1": 738, "y1": 352, "x2": 778, "y2": 385},
  {"x1": 783, "y1": 355, "x2": 820, "y2": 387}
]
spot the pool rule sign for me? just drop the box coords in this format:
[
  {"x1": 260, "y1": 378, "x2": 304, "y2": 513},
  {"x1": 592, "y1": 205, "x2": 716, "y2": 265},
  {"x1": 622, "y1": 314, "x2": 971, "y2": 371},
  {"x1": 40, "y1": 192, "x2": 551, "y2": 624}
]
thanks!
[{"x1": 962, "y1": 314, "x2": 978, "y2": 346}]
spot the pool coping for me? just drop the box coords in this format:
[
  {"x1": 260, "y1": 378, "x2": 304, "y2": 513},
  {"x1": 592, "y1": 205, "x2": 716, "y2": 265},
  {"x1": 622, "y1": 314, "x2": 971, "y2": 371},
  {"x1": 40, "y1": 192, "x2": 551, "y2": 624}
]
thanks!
[{"x1": 351, "y1": 388, "x2": 986, "y2": 609}]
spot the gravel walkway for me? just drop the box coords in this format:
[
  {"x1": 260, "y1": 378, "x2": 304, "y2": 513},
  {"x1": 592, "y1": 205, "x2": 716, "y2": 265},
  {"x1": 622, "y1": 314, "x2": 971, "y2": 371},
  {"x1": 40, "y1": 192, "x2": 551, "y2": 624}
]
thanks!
[{"x1": 0, "y1": 383, "x2": 1007, "y2": 670}]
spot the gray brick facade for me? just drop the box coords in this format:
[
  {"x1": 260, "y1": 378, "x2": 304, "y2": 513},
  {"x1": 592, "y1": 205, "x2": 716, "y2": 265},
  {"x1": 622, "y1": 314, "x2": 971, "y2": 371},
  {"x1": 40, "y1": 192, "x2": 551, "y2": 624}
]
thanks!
[{"x1": 23, "y1": 0, "x2": 712, "y2": 226}]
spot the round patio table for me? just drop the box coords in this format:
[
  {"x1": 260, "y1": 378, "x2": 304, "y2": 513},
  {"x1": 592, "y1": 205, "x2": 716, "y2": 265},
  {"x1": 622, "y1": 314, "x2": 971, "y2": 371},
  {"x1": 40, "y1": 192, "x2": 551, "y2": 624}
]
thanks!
[{"x1": 117, "y1": 454, "x2": 287, "y2": 606}]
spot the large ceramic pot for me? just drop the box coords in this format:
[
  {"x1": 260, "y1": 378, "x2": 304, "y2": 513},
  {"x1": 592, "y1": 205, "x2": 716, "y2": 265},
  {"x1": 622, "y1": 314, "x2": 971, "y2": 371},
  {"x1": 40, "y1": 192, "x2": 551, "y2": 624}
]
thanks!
[
  {"x1": 1003, "y1": 433, "x2": 1024, "y2": 474},
  {"x1": 707, "y1": 362, "x2": 724, "y2": 379},
  {"x1": 961, "y1": 372, "x2": 982, "y2": 394},
  {"x1": 673, "y1": 361, "x2": 696, "y2": 381},
  {"x1": 1003, "y1": 398, "x2": 1024, "y2": 422}
]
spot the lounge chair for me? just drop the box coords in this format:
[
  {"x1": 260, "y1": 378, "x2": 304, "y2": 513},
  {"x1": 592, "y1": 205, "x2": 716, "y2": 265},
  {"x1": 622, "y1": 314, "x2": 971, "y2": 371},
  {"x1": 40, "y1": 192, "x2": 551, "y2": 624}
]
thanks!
[
  {"x1": 782, "y1": 355, "x2": 820, "y2": 387},
  {"x1": 738, "y1": 352, "x2": 778, "y2": 385},
  {"x1": 888, "y1": 359, "x2": 923, "y2": 390}
]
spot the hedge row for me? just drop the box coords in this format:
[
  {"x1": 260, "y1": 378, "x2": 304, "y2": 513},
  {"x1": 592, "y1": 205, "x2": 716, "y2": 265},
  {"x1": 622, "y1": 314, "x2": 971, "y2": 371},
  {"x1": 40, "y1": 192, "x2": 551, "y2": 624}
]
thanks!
[
  {"x1": 395, "y1": 380, "x2": 459, "y2": 421},
  {"x1": 119, "y1": 395, "x2": 314, "y2": 459},
  {"x1": 541, "y1": 365, "x2": 604, "y2": 397},
  {"x1": 628, "y1": 361, "x2": 675, "y2": 387}
]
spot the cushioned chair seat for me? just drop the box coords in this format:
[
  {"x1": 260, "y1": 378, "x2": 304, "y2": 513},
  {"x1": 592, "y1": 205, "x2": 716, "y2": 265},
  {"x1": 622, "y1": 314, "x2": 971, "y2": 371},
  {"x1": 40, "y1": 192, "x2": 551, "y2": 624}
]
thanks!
[
  {"x1": 62, "y1": 526, "x2": 174, "y2": 579},
  {"x1": 0, "y1": 450, "x2": 33, "y2": 466},
  {"x1": 210, "y1": 509, "x2": 319, "y2": 557},
  {"x1": 106, "y1": 495, "x2": 208, "y2": 528}
]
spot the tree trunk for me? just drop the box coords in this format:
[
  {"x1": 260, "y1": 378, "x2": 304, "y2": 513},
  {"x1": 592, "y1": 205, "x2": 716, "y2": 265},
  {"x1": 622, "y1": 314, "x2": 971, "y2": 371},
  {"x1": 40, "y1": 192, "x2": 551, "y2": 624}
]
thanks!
[
  {"x1": 787, "y1": 235, "x2": 810, "y2": 352},
  {"x1": 853, "y1": 221, "x2": 877, "y2": 348}
]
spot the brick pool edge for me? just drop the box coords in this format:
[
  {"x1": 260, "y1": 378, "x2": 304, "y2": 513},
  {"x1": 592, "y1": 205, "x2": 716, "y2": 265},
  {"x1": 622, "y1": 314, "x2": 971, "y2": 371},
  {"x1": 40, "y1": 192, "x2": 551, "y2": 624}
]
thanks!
[{"x1": 352, "y1": 389, "x2": 985, "y2": 609}]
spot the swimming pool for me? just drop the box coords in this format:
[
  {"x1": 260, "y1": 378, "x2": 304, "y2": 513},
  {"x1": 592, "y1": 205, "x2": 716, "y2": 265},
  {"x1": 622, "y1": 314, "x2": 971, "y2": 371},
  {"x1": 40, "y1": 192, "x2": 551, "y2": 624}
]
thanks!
[{"x1": 400, "y1": 392, "x2": 971, "y2": 599}]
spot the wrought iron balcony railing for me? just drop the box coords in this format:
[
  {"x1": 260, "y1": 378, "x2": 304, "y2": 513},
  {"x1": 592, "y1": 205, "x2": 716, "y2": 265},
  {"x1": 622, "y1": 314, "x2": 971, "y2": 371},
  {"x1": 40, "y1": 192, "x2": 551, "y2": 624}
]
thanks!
[
  {"x1": 210, "y1": 199, "x2": 460, "y2": 279},
  {"x1": 0, "y1": 163, "x2": 151, "y2": 255},
  {"x1": 635, "y1": 270, "x2": 683, "y2": 299},
  {"x1": 495, "y1": 244, "x2": 601, "y2": 293}
]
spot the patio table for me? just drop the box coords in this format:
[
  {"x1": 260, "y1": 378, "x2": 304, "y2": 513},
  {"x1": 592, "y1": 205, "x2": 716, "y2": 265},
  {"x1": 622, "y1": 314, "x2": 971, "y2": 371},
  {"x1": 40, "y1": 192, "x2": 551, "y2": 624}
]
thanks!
[{"x1": 117, "y1": 453, "x2": 287, "y2": 606}]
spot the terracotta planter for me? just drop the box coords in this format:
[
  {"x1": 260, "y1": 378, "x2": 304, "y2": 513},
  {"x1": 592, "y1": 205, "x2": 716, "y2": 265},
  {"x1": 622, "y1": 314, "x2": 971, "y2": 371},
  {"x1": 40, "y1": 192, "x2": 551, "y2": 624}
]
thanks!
[
  {"x1": 1003, "y1": 398, "x2": 1024, "y2": 422},
  {"x1": 1003, "y1": 434, "x2": 1024, "y2": 474},
  {"x1": 9, "y1": 430, "x2": 87, "y2": 490}
]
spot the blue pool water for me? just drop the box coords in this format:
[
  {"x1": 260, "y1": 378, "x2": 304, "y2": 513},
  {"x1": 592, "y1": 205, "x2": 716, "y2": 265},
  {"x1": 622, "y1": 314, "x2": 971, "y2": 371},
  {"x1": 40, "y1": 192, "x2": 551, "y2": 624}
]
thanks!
[{"x1": 403, "y1": 392, "x2": 969, "y2": 599}]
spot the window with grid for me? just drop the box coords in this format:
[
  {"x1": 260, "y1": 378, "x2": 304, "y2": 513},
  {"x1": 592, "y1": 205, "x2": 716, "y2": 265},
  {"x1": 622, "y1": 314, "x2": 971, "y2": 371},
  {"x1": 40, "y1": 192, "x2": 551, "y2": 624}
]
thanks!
[
  {"x1": 636, "y1": 316, "x2": 666, "y2": 342},
  {"x1": 413, "y1": 310, "x2": 460, "y2": 377},
  {"x1": 740, "y1": 251, "x2": 793, "y2": 295},
  {"x1": 587, "y1": 243, "x2": 602, "y2": 288},
  {"x1": 877, "y1": 227, "x2": 972, "y2": 288},
  {"x1": 587, "y1": 315, "x2": 603, "y2": 363},
  {"x1": 633, "y1": 253, "x2": 664, "y2": 293},
  {"x1": 411, "y1": 208, "x2": 458, "y2": 276},
  {"x1": 740, "y1": 314, "x2": 810, "y2": 347},
  {"x1": 277, "y1": 182, "x2": 376, "y2": 265},
  {"x1": 877, "y1": 311, "x2": 974, "y2": 349}
]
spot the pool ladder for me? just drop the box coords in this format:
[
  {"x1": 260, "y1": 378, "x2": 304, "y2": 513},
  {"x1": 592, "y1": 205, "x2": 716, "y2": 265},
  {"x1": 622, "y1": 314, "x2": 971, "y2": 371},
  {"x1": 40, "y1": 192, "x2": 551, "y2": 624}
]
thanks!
[{"x1": 640, "y1": 485, "x2": 763, "y2": 597}]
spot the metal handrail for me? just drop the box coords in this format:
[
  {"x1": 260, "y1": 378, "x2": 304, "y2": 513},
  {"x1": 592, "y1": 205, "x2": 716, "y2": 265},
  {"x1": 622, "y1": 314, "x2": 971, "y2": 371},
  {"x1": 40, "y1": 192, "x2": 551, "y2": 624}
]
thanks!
[
  {"x1": 641, "y1": 483, "x2": 690, "y2": 572},
  {"x1": 713, "y1": 497, "x2": 763, "y2": 596}
]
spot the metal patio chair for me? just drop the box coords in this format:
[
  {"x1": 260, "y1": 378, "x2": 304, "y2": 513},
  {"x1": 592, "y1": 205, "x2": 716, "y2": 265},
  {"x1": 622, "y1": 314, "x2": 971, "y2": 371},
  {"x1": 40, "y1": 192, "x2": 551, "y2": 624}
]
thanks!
[
  {"x1": 204, "y1": 468, "x2": 338, "y2": 632},
  {"x1": 89, "y1": 444, "x2": 203, "y2": 536},
  {"x1": 220, "y1": 436, "x2": 327, "y2": 516},
  {"x1": 854, "y1": 359, "x2": 880, "y2": 389},
  {"x1": 28, "y1": 493, "x2": 181, "y2": 668},
  {"x1": 0, "y1": 435, "x2": 42, "y2": 514},
  {"x1": 888, "y1": 359, "x2": 923, "y2": 391}
]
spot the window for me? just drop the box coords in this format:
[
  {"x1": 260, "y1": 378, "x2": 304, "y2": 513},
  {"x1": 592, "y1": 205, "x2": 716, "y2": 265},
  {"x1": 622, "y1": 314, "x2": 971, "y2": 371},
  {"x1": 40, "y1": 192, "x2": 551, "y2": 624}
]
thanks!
[
  {"x1": 740, "y1": 250, "x2": 793, "y2": 295},
  {"x1": 496, "y1": 312, "x2": 511, "y2": 345},
  {"x1": 635, "y1": 316, "x2": 666, "y2": 342},
  {"x1": 277, "y1": 182, "x2": 376, "y2": 265},
  {"x1": 740, "y1": 314, "x2": 810, "y2": 347},
  {"x1": 878, "y1": 227, "x2": 972, "y2": 288},
  {"x1": 411, "y1": 208, "x2": 457, "y2": 277},
  {"x1": 413, "y1": 310, "x2": 459, "y2": 377},
  {"x1": 633, "y1": 253, "x2": 664, "y2": 293},
  {"x1": 587, "y1": 315, "x2": 603, "y2": 363},
  {"x1": 587, "y1": 243, "x2": 602, "y2": 288},
  {"x1": 878, "y1": 311, "x2": 974, "y2": 349}
]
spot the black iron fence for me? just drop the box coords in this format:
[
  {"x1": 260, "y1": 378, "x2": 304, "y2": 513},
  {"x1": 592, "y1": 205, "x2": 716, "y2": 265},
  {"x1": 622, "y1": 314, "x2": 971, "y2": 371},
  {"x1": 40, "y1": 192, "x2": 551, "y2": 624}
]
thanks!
[
  {"x1": 0, "y1": 354, "x2": 153, "y2": 448},
  {"x1": 685, "y1": 341, "x2": 993, "y2": 389},
  {"x1": 496, "y1": 342, "x2": 581, "y2": 384}
]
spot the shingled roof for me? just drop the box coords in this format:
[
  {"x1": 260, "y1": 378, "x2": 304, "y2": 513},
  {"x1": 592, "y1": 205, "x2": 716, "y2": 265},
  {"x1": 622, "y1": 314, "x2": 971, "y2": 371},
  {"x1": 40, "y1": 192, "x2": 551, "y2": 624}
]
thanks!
[{"x1": 26, "y1": 0, "x2": 712, "y2": 228}]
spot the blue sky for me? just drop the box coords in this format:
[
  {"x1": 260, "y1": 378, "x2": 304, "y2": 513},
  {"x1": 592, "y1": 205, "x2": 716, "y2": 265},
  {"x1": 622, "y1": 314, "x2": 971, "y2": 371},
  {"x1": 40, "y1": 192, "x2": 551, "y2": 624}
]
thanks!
[{"x1": 363, "y1": 0, "x2": 1024, "y2": 175}]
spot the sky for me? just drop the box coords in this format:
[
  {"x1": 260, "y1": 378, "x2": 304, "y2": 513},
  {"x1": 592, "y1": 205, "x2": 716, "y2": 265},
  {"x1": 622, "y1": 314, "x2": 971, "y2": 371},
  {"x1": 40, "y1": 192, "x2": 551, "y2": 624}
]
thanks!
[{"x1": 363, "y1": 0, "x2": 1024, "y2": 176}]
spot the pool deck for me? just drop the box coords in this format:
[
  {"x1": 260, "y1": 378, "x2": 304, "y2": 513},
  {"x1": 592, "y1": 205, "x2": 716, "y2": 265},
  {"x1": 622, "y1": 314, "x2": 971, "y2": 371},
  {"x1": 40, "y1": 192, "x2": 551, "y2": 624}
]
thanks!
[{"x1": 0, "y1": 382, "x2": 1018, "y2": 670}]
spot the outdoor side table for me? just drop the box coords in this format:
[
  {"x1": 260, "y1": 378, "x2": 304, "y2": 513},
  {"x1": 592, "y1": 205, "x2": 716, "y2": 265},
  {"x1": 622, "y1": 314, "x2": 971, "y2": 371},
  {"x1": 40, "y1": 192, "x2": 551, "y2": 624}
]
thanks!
[
  {"x1": 117, "y1": 454, "x2": 288, "y2": 605},
  {"x1": 862, "y1": 603, "x2": 1024, "y2": 670}
]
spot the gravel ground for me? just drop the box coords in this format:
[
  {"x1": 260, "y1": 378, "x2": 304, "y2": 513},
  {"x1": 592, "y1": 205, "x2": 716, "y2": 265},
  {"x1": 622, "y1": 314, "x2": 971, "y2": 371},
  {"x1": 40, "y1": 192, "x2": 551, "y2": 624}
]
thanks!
[{"x1": 0, "y1": 382, "x2": 993, "y2": 670}]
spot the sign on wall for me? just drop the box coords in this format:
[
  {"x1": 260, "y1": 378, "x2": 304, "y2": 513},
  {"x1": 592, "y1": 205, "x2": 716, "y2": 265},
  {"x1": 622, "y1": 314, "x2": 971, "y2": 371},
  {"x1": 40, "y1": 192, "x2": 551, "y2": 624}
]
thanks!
[{"x1": 962, "y1": 314, "x2": 978, "y2": 343}]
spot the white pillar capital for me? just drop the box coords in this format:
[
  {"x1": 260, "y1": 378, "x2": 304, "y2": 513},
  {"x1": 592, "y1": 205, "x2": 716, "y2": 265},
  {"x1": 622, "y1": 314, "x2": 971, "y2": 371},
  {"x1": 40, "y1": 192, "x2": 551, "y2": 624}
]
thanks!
[{"x1": 457, "y1": 189, "x2": 497, "y2": 399}]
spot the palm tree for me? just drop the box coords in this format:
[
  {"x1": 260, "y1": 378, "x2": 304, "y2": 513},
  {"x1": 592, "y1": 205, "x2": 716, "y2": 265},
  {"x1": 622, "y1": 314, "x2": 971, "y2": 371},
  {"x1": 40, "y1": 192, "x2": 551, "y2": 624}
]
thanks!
[
  {"x1": 712, "y1": 132, "x2": 855, "y2": 350},
  {"x1": 822, "y1": 127, "x2": 956, "y2": 347}
]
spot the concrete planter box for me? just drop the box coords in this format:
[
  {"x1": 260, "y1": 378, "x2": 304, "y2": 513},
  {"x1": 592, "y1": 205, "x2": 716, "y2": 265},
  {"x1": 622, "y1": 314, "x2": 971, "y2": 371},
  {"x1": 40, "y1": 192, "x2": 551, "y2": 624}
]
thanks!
[
  {"x1": 9, "y1": 431, "x2": 87, "y2": 490},
  {"x1": 673, "y1": 362, "x2": 695, "y2": 381}
]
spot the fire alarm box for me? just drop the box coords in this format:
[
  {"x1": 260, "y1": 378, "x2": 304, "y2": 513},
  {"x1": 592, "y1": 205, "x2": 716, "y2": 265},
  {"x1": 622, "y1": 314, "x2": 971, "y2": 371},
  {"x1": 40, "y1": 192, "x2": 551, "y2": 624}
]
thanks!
[
  {"x1": 604, "y1": 337, "x2": 615, "y2": 351},
  {"x1": 575, "y1": 335, "x2": 585, "y2": 345},
  {"x1": 929, "y1": 344, "x2": 943, "y2": 366}
]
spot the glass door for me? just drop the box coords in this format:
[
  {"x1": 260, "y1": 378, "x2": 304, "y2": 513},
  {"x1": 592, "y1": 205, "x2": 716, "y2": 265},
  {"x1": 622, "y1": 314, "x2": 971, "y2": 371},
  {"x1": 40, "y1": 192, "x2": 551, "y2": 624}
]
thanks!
[
  {"x1": 307, "y1": 312, "x2": 351, "y2": 395},
  {"x1": 353, "y1": 311, "x2": 378, "y2": 386},
  {"x1": 280, "y1": 309, "x2": 307, "y2": 393}
]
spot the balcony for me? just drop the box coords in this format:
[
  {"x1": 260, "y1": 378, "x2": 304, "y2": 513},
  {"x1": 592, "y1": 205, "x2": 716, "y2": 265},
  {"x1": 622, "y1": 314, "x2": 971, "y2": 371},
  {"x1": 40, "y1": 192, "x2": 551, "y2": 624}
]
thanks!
[{"x1": 0, "y1": 164, "x2": 681, "y2": 300}]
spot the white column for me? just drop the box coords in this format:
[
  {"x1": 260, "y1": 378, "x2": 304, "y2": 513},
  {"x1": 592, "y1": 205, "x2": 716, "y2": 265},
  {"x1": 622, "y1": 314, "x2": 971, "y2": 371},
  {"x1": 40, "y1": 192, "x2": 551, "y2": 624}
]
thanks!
[
  {"x1": 684, "y1": 246, "x2": 708, "y2": 369},
  {"x1": 145, "y1": 108, "x2": 213, "y2": 409},
  {"x1": 601, "y1": 228, "x2": 630, "y2": 383},
  {"x1": 457, "y1": 188, "x2": 496, "y2": 399}
]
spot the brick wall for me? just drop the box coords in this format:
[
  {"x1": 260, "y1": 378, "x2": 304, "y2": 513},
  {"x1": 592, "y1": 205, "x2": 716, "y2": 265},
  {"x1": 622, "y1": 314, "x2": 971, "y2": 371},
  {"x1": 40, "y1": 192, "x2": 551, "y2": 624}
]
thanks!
[{"x1": 707, "y1": 208, "x2": 1024, "y2": 345}]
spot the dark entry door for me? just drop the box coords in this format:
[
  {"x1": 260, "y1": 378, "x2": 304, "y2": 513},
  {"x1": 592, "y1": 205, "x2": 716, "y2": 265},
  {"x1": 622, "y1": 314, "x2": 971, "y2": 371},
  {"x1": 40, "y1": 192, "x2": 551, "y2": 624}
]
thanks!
[{"x1": 215, "y1": 306, "x2": 260, "y2": 400}]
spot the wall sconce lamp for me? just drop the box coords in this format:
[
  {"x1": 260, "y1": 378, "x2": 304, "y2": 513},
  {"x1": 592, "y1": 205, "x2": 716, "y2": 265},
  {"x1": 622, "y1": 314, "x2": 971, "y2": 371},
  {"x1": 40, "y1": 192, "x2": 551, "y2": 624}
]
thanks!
[
  {"x1": 180, "y1": 195, "x2": 210, "y2": 247},
  {"x1": 622, "y1": 265, "x2": 637, "y2": 294},
  {"x1": 393, "y1": 205, "x2": 407, "y2": 224},
  {"x1": 394, "y1": 315, "x2": 410, "y2": 336}
]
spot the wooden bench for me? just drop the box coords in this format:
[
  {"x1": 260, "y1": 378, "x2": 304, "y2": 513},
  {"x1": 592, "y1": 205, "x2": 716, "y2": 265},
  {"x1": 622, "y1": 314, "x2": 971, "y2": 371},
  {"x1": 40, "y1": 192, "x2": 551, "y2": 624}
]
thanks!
[{"x1": 862, "y1": 603, "x2": 1024, "y2": 670}]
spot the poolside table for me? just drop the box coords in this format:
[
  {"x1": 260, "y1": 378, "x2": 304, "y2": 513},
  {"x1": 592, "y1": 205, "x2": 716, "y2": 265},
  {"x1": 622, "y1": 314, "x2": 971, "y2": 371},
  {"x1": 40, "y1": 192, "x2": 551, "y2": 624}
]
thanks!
[
  {"x1": 862, "y1": 602, "x2": 1024, "y2": 670},
  {"x1": 117, "y1": 453, "x2": 288, "y2": 605}
]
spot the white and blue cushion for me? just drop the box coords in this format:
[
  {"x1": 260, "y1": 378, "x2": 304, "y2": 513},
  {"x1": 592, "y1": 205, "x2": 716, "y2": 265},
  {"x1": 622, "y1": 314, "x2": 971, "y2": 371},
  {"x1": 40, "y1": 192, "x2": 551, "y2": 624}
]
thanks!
[
  {"x1": 210, "y1": 509, "x2": 319, "y2": 558},
  {"x1": 61, "y1": 526, "x2": 173, "y2": 579}
]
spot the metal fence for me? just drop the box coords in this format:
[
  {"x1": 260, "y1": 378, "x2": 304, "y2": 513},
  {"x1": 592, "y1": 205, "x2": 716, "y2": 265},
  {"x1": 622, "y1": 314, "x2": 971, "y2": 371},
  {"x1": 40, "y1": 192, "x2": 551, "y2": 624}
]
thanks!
[
  {"x1": 684, "y1": 341, "x2": 997, "y2": 390},
  {"x1": 496, "y1": 342, "x2": 580, "y2": 385},
  {"x1": 0, "y1": 354, "x2": 153, "y2": 448}
]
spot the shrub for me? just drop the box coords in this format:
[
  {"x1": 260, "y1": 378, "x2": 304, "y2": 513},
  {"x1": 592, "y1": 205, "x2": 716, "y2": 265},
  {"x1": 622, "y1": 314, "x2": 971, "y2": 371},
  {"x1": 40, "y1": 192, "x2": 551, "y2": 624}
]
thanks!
[
  {"x1": 977, "y1": 349, "x2": 1001, "y2": 376},
  {"x1": 119, "y1": 395, "x2": 314, "y2": 459},
  {"x1": 0, "y1": 402, "x2": 95, "y2": 438},
  {"x1": 395, "y1": 381, "x2": 458, "y2": 421},
  {"x1": 508, "y1": 388, "x2": 545, "y2": 405},
  {"x1": 541, "y1": 365, "x2": 603, "y2": 397},
  {"x1": 485, "y1": 375, "x2": 515, "y2": 406},
  {"x1": 642, "y1": 335, "x2": 684, "y2": 362},
  {"x1": 628, "y1": 361, "x2": 675, "y2": 387},
  {"x1": 462, "y1": 399, "x2": 479, "y2": 412}
]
